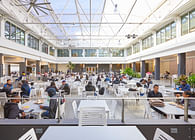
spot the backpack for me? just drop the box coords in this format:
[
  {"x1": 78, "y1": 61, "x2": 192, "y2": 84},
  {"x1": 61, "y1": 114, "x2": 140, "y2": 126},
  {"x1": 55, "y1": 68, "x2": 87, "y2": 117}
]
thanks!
[{"x1": 99, "y1": 87, "x2": 105, "y2": 95}]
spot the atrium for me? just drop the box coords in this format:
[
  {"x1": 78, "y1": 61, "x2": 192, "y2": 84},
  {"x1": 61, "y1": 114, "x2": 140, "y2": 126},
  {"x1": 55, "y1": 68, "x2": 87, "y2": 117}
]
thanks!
[{"x1": 0, "y1": 0, "x2": 195, "y2": 140}]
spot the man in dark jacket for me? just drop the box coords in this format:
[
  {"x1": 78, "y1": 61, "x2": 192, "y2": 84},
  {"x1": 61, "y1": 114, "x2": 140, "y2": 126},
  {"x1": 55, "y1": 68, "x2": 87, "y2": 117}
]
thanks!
[
  {"x1": 147, "y1": 84, "x2": 163, "y2": 99},
  {"x1": 21, "y1": 80, "x2": 31, "y2": 97},
  {"x1": 59, "y1": 80, "x2": 70, "y2": 95},
  {"x1": 4, "y1": 95, "x2": 25, "y2": 119},
  {"x1": 85, "y1": 81, "x2": 95, "y2": 91},
  {"x1": 2, "y1": 79, "x2": 13, "y2": 97}
]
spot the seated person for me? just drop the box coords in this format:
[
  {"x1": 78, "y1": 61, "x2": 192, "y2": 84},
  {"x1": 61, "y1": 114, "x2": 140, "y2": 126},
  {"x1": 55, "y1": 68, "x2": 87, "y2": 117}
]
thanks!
[
  {"x1": 21, "y1": 80, "x2": 31, "y2": 97},
  {"x1": 30, "y1": 82, "x2": 35, "y2": 89},
  {"x1": 104, "y1": 75, "x2": 111, "y2": 82},
  {"x1": 4, "y1": 95, "x2": 25, "y2": 119},
  {"x1": 140, "y1": 79, "x2": 148, "y2": 88},
  {"x1": 112, "y1": 77, "x2": 120, "y2": 85},
  {"x1": 59, "y1": 80, "x2": 70, "y2": 95},
  {"x1": 40, "y1": 88, "x2": 63, "y2": 119},
  {"x1": 148, "y1": 84, "x2": 163, "y2": 99},
  {"x1": 147, "y1": 78, "x2": 153, "y2": 87},
  {"x1": 46, "y1": 82, "x2": 59, "y2": 93},
  {"x1": 2, "y1": 79, "x2": 13, "y2": 97},
  {"x1": 85, "y1": 81, "x2": 95, "y2": 92},
  {"x1": 74, "y1": 76, "x2": 81, "y2": 82},
  {"x1": 178, "y1": 80, "x2": 191, "y2": 92}
]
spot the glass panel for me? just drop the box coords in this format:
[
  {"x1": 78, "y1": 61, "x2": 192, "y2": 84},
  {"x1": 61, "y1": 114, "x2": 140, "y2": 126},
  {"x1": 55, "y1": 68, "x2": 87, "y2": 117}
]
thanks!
[
  {"x1": 165, "y1": 25, "x2": 171, "y2": 41},
  {"x1": 16, "y1": 27, "x2": 21, "y2": 44},
  {"x1": 133, "y1": 42, "x2": 140, "y2": 54},
  {"x1": 127, "y1": 47, "x2": 132, "y2": 56},
  {"x1": 50, "y1": 47, "x2": 55, "y2": 56},
  {"x1": 10, "y1": 24, "x2": 16, "y2": 41},
  {"x1": 28, "y1": 34, "x2": 39, "y2": 50},
  {"x1": 171, "y1": 22, "x2": 176, "y2": 39},
  {"x1": 71, "y1": 49, "x2": 83, "y2": 57},
  {"x1": 156, "y1": 31, "x2": 161, "y2": 45},
  {"x1": 99, "y1": 49, "x2": 110, "y2": 57},
  {"x1": 42, "y1": 43, "x2": 48, "y2": 54},
  {"x1": 85, "y1": 49, "x2": 97, "y2": 57},
  {"x1": 190, "y1": 10, "x2": 195, "y2": 32},
  {"x1": 160, "y1": 28, "x2": 165, "y2": 43},
  {"x1": 112, "y1": 49, "x2": 124, "y2": 57},
  {"x1": 181, "y1": 14, "x2": 189, "y2": 35},
  {"x1": 57, "y1": 49, "x2": 69, "y2": 57},
  {"x1": 21, "y1": 30, "x2": 25, "y2": 45},
  {"x1": 4, "y1": 21, "x2": 10, "y2": 39}
]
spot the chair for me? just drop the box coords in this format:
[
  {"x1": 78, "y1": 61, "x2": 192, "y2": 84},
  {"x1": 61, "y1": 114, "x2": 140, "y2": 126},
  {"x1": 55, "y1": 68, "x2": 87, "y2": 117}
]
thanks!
[
  {"x1": 30, "y1": 89, "x2": 36, "y2": 98},
  {"x1": 0, "y1": 92, "x2": 7, "y2": 106},
  {"x1": 72, "y1": 100, "x2": 78, "y2": 118},
  {"x1": 55, "y1": 102, "x2": 66, "y2": 119},
  {"x1": 109, "y1": 100, "x2": 117, "y2": 119},
  {"x1": 79, "y1": 107, "x2": 107, "y2": 126},
  {"x1": 153, "y1": 128, "x2": 175, "y2": 140},
  {"x1": 18, "y1": 128, "x2": 37, "y2": 140}
]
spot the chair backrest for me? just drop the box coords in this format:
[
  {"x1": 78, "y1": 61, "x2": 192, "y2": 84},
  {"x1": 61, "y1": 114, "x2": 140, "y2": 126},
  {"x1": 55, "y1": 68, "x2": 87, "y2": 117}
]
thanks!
[
  {"x1": 0, "y1": 92, "x2": 7, "y2": 105},
  {"x1": 30, "y1": 89, "x2": 36, "y2": 98},
  {"x1": 55, "y1": 102, "x2": 66, "y2": 119},
  {"x1": 153, "y1": 128, "x2": 175, "y2": 140},
  {"x1": 18, "y1": 128, "x2": 37, "y2": 140},
  {"x1": 85, "y1": 91, "x2": 94, "y2": 96},
  {"x1": 72, "y1": 100, "x2": 78, "y2": 118},
  {"x1": 79, "y1": 107, "x2": 107, "y2": 126}
]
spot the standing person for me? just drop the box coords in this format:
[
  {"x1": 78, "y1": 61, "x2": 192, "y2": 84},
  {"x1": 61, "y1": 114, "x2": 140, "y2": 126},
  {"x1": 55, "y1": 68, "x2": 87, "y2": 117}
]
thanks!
[
  {"x1": 96, "y1": 75, "x2": 101, "y2": 89},
  {"x1": 40, "y1": 88, "x2": 63, "y2": 119},
  {"x1": 2, "y1": 79, "x2": 13, "y2": 97}
]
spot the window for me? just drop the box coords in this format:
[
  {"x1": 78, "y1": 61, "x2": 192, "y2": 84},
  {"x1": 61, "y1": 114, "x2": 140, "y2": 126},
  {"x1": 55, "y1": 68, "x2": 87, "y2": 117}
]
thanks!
[
  {"x1": 50, "y1": 47, "x2": 55, "y2": 56},
  {"x1": 165, "y1": 25, "x2": 171, "y2": 41},
  {"x1": 133, "y1": 42, "x2": 140, "y2": 54},
  {"x1": 181, "y1": 14, "x2": 189, "y2": 35},
  {"x1": 156, "y1": 22, "x2": 176, "y2": 45},
  {"x1": 99, "y1": 49, "x2": 110, "y2": 57},
  {"x1": 171, "y1": 22, "x2": 176, "y2": 39},
  {"x1": 27, "y1": 34, "x2": 39, "y2": 50},
  {"x1": 190, "y1": 9, "x2": 195, "y2": 32},
  {"x1": 5, "y1": 21, "x2": 10, "y2": 39},
  {"x1": 42, "y1": 43, "x2": 48, "y2": 54},
  {"x1": 142, "y1": 35, "x2": 153, "y2": 50},
  {"x1": 127, "y1": 47, "x2": 132, "y2": 56},
  {"x1": 112, "y1": 49, "x2": 124, "y2": 57},
  {"x1": 85, "y1": 49, "x2": 97, "y2": 57},
  {"x1": 4, "y1": 21, "x2": 25, "y2": 45},
  {"x1": 156, "y1": 31, "x2": 161, "y2": 45},
  {"x1": 57, "y1": 49, "x2": 69, "y2": 57},
  {"x1": 71, "y1": 49, "x2": 83, "y2": 57}
]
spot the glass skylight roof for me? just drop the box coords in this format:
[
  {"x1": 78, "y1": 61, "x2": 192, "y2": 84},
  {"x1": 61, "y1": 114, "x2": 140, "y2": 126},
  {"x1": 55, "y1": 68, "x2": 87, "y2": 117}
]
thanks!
[{"x1": 19, "y1": 0, "x2": 189, "y2": 48}]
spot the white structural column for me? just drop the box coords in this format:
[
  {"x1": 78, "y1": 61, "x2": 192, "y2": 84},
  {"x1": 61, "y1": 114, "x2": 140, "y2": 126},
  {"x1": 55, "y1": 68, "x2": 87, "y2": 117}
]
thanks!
[
  {"x1": 0, "y1": 16, "x2": 5, "y2": 38},
  {"x1": 24, "y1": 30, "x2": 29, "y2": 47},
  {"x1": 69, "y1": 49, "x2": 71, "y2": 57},
  {"x1": 152, "y1": 31, "x2": 156, "y2": 47},
  {"x1": 176, "y1": 16, "x2": 181, "y2": 38},
  {"x1": 0, "y1": 54, "x2": 4, "y2": 77}
]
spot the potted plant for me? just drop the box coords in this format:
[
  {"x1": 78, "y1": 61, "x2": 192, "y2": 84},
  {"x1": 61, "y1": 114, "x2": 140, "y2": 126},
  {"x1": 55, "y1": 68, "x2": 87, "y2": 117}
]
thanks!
[
  {"x1": 67, "y1": 61, "x2": 75, "y2": 73},
  {"x1": 187, "y1": 74, "x2": 195, "y2": 92}
]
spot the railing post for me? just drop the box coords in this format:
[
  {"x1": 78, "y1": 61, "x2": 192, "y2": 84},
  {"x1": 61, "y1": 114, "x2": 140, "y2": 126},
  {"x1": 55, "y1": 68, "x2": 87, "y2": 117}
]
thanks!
[
  {"x1": 184, "y1": 98, "x2": 188, "y2": 122},
  {"x1": 121, "y1": 99, "x2": 125, "y2": 123},
  {"x1": 57, "y1": 97, "x2": 61, "y2": 123}
]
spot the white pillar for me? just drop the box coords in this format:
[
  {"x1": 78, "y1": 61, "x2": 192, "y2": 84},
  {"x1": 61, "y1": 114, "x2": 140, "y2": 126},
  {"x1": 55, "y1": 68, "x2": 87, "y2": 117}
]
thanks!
[
  {"x1": 25, "y1": 30, "x2": 29, "y2": 47},
  {"x1": 139, "y1": 39, "x2": 142, "y2": 52},
  {"x1": 0, "y1": 16, "x2": 5, "y2": 38},
  {"x1": 175, "y1": 16, "x2": 181, "y2": 38},
  {"x1": 69, "y1": 49, "x2": 71, "y2": 57},
  {"x1": 152, "y1": 31, "x2": 156, "y2": 47}
]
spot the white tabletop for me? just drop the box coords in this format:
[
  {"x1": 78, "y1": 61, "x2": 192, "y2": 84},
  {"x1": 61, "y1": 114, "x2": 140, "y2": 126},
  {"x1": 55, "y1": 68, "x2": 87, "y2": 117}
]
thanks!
[
  {"x1": 40, "y1": 126, "x2": 146, "y2": 140},
  {"x1": 78, "y1": 100, "x2": 110, "y2": 112},
  {"x1": 165, "y1": 88, "x2": 184, "y2": 93},
  {"x1": 21, "y1": 100, "x2": 49, "y2": 113},
  {"x1": 153, "y1": 102, "x2": 195, "y2": 115}
]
